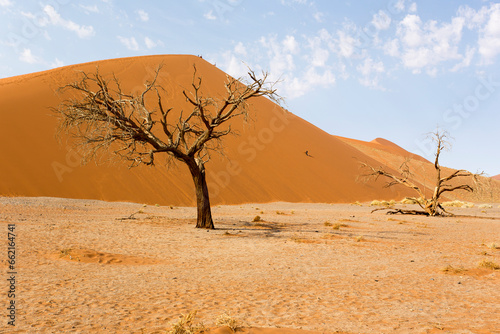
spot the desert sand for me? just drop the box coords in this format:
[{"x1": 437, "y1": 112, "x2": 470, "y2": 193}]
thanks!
[{"x1": 1, "y1": 196, "x2": 499, "y2": 333}]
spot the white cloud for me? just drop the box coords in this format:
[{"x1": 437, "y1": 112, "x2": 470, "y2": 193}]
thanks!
[
  {"x1": 50, "y1": 58, "x2": 64, "y2": 68},
  {"x1": 283, "y1": 35, "x2": 299, "y2": 54},
  {"x1": 204, "y1": 10, "x2": 216, "y2": 20},
  {"x1": 336, "y1": 30, "x2": 358, "y2": 58},
  {"x1": 458, "y1": 5, "x2": 489, "y2": 29},
  {"x1": 42, "y1": 5, "x2": 95, "y2": 38},
  {"x1": 80, "y1": 5, "x2": 99, "y2": 14},
  {"x1": 450, "y1": 46, "x2": 475, "y2": 72},
  {"x1": 409, "y1": 2, "x2": 417, "y2": 13},
  {"x1": 20, "y1": 48, "x2": 39, "y2": 64},
  {"x1": 477, "y1": 4, "x2": 500, "y2": 64},
  {"x1": 357, "y1": 57, "x2": 385, "y2": 89},
  {"x1": 372, "y1": 10, "x2": 391, "y2": 30},
  {"x1": 118, "y1": 36, "x2": 139, "y2": 51},
  {"x1": 221, "y1": 51, "x2": 248, "y2": 79},
  {"x1": 384, "y1": 39, "x2": 400, "y2": 57},
  {"x1": 394, "y1": 0, "x2": 405, "y2": 12},
  {"x1": 144, "y1": 37, "x2": 157, "y2": 49},
  {"x1": 234, "y1": 42, "x2": 247, "y2": 56},
  {"x1": 398, "y1": 14, "x2": 423, "y2": 48},
  {"x1": 280, "y1": 0, "x2": 309, "y2": 5},
  {"x1": 396, "y1": 14, "x2": 464, "y2": 71},
  {"x1": 0, "y1": 0, "x2": 12, "y2": 7},
  {"x1": 137, "y1": 9, "x2": 149, "y2": 22},
  {"x1": 313, "y1": 12, "x2": 324, "y2": 23}
]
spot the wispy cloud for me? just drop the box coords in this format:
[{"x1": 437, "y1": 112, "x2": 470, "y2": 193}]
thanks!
[
  {"x1": 144, "y1": 37, "x2": 157, "y2": 49},
  {"x1": 204, "y1": 10, "x2": 216, "y2": 20},
  {"x1": 477, "y1": 3, "x2": 500, "y2": 65},
  {"x1": 0, "y1": 0, "x2": 12, "y2": 7},
  {"x1": 20, "y1": 48, "x2": 39, "y2": 64},
  {"x1": 118, "y1": 36, "x2": 139, "y2": 51},
  {"x1": 25, "y1": 5, "x2": 95, "y2": 38},
  {"x1": 357, "y1": 57, "x2": 385, "y2": 89},
  {"x1": 137, "y1": 9, "x2": 149, "y2": 22},
  {"x1": 80, "y1": 5, "x2": 99, "y2": 14}
]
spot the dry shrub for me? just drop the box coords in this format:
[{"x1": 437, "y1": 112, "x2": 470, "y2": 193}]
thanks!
[
  {"x1": 252, "y1": 215, "x2": 262, "y2": 222},
  {"x1": 355, "y1": 236, "x2": 365, "y2": 242},
  {"x1": 216, "y1": 312, "x2": 242, "y2": 332},
  {"x1": 442, "y1": 265, "x2": 467, "y2": 274},
  {"x1": 478, "y1": 260, "x2": 500, "y2": 270},
  {"x1": 441, "y1": 200, "x2": 474, "y2": 208},
  {"x1": 486, "y1": 243, "x2": 499, "y2": 249},
  {"x1": 332, "y1": 223, "x2": 348, "y2": 230},
  {"x1": 370, "y1": 200, "x2": 381, "y2": 206},
  {"x1": 169, "y1": 311, "x2": 206, "y2": 334}
]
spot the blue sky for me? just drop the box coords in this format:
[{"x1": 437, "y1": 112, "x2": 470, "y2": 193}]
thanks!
[{"x1": 1, "y1": 0, "x2": 499, "y2": 176}]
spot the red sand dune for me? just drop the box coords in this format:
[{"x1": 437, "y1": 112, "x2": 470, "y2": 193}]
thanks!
[
  {"x1": 0, "y1": 55, "x2": 497, "y2": 205},
  {"x1": 493, "y1": 174, "x2": 500, "y2": 181}
]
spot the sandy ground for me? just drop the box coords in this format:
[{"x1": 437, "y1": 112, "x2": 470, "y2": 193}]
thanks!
[{"x1": 0, "y1": 197, "x2": 499, "y2": 333}]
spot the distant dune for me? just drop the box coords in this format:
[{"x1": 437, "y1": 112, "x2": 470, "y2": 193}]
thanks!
[
  {"x1": 493, "y1": 174, "x2": 500, "y2": 181},
  {"x1": 1, "y1": 55, "x2": 498, "y2": 205}
]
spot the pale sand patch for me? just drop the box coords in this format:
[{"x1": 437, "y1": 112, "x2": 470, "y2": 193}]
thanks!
[{"x1": 0, "y1": 197, "x2": 499, "y2": 333}]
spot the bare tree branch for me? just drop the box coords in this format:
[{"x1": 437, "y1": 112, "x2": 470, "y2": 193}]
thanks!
[
  {"x1": 55, "y1": 63, "x2": 282, "y2": 229},
  {"x1": 359, "y1": 129, "x2": 483, "y2": 216}
]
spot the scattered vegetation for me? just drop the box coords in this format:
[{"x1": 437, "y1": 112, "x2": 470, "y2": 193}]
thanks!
[
  {"x1": 252, "y1": 215, "x2": 262, "y2": 222},
  {"x1": 355, "y1": 236, "x2": 365, "y2": 242},
  {"x1": 401, "y1": 197, "x2": 420, "y2": 205},
  {"x1": 486, "y1": 243, "x2": 499, "y2": 249},
  {"x1": 442, "y1": 265, "x2": 467, "y2": 274},
  {"x1": 478, "y1": 260, "x2": 500, "y2": 270},
  {"x1": 332, "y1": 223, "x2": 348, "y2": 230},
  {"x1": 168, "y1": 311, "x2": 206, "y2": 334},
  {"x1": 441, "y1": 200, "x2": 475, "y2": 208},
  {"x1": 351, "y1": 201, "x2": 362, "y2": 206},
  {"x1": 215, "y1": 312, "x2": 242, "y2": 332},
  {"x1": 276, "y1": 211, "x2": 285, "y2": 215},
  {"x1": 323, "y1": 221, "x2": 332, "y2": 226},
  {"x1": 478, "y1": 204, "x2": 493, "y2": 209}
]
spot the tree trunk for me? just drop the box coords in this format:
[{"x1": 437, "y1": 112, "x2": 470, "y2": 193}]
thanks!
[{"x1": 187, "y1": 158, "x2": 214, "y2": 229}]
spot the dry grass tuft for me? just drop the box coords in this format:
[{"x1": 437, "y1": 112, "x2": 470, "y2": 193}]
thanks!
[
  {"x1": 351, "y1": 201, "x2": 362, "y2": 206},
  {"x1": 252, "y1": 215, "x2": 262, "y2": 222},
  {"x1": 276, "y1": 211, "x2": 285, "y2": 215},
  {"x1": 168, "y1": 311, "x2": 206, "y2": 334},
  {"x1": 478, "y1": 204, "x2": 493, "y2": 209},
  {"x1": 486, "y1": 242, "x2": 499, "y2": 249},
  {"x1": 332, "y1": 223, "x2": 348, "y2": 230},
  {"x1": 355, "y1": 235, "x2": 365, "y2": 242},
  {"x1": 442, "y1": 265, "x2": 467, "y2": 274},
  {"x1": 441, "y1": 200, "x2": 475, "y2": 208},
  {"x1": 324, "y1": 221, "x2": 332, "y2": 226},
  {"x1": 478, "y1": 260, "x2": 500, "y2": 270},
  {"x1": 215, "y1": 312, "x2": 242, "y2": 332}
]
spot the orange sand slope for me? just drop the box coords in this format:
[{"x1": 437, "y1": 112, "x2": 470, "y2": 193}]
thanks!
[
  {"x1": 493, "y1": 174, "x2": 500, "y2": 181},
  {"x1": 0, "y1": 54, "x2": 497, "y2": 205}
]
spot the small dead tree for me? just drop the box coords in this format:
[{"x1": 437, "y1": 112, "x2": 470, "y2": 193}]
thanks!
[
  {"x1": 361, "y1": 130, "x2": 479, "y2": 216},
  {"x1": 55, "y1": 64, "x2": 280, "y2": 229}
]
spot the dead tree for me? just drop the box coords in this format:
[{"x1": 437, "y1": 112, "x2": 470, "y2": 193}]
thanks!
[
  {"x1": 55, "y1": 64, "x2": 281, "y2": 229},
  {"x1": 361, "y1": 130, "x2": 479, "y2": 216}
]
